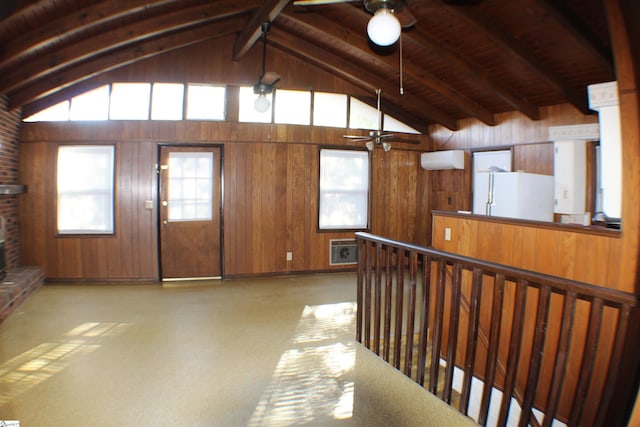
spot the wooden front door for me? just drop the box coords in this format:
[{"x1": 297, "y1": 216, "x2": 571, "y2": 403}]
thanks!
[{"x1": 159, "y1": 146, "x2": 222, "y2": 279}]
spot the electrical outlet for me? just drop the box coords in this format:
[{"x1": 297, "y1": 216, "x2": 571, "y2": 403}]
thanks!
[
  {"x1": 445, "y1": 228, "x2": 451, "y2": 241},
  {"x1": 286, "y1": 252, "x2": 293, "y2": 261}
]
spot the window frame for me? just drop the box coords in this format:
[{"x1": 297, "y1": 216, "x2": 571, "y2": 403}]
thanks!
[
  {"x1": 55, "y1": 144, "x2": 116, "y2": 237},
  {"x1": 317, "y1": 146, "x2": 371, "y2": 232}
]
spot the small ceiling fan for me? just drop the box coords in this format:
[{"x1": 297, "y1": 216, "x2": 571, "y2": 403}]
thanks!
[
  {"x1": 293, "y1": 0, "x2": 416, "y2": 46},
  {"x1": 253, "y1": 22, "x2": 280, "y2": 112},
  {"x1": 344, "y1": 89, "x2": 395, "y2": 152}
]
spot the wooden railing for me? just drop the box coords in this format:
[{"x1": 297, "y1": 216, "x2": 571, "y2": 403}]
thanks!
[{"x1": 355, "y1": 232, "x2": 639, "y2": 427}]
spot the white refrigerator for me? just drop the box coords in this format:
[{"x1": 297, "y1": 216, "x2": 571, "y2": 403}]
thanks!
[{"x1": 473, "y1": 172, "x2": 554, "y2": 221}]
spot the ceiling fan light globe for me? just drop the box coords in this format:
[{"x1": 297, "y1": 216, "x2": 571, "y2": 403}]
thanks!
[
  {"x1": 365, "y1": 141, "x2": 375, "y2": 151},
  {"x1": 382, "y1": 142, "x2": 392, "y2": 152},
  {"x1": 254, "y1": 94, "x2": 271, "y2": 113},
  {"x1": 367, "y1": 8, "x2": 401, "y2": 46}
]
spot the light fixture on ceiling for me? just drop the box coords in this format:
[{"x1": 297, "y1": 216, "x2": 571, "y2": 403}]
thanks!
[
  {"x1": 253, "y1": 22, "x2": 280, "y2": 112},
  {"x1": 367, "y1": 8, "x2": 401, "y2": 46},
  {"x1": 254, "y1": 87, "x2": 271, "y2": 113},
  {"x1": 365, "y1": 0, "x2": 404, "y2": 46},
  {"x1": 365, "y1": 140, "x2": 391, "y2": 152}
]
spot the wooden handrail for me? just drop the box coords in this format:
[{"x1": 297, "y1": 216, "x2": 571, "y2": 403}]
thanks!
[{"x1": 355, "y1": 232, "x2": 639, "y2": 427}]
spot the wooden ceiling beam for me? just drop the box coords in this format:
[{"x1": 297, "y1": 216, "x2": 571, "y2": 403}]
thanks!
[
  {"x1": 0, "y1": 0, "x2": 71, "y2": 40},
  {"x1": 0, "y1": 3, "x2": 253, "y2": 94},
  {"x1": 403, "y1": 31, "x2": 540, "y2": 121},
  {"x1": 278, "y1": 10, "x2": 494, "y2": 126},
  {"x1": 232, "y1": 0, "x2": 290, "y2": 61},
  {"x1": 8, "y1": 17, "x2": 246, "y2": 109},
  {"x1": 0, "y1": 0, "x2": 189, "y2": 73},
  {"x1": 269, "y1": 27, "x2": 458, "y2": 131},
  {"x1": 435, "y1": 0, "x2": 590, "y2": 114},
  {"x1": 533, "y1": 0, "x2": 614, "y2": 72}
]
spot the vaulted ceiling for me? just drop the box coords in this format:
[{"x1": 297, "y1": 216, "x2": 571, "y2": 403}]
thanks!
[{"x1": 0, "y1": 0, "x2": 614, "y2": 131}]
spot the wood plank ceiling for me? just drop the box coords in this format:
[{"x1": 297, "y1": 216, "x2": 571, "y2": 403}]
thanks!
[{"x1": 0, "y1": 0, "x2": 614, "y2": 131}]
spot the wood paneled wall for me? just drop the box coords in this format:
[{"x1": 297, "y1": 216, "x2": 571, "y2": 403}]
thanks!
[
  {"x1": 17, "y1": 35, "x2": 434, "y2": 280},
  {"x1": 431, "y1": 211, "x2": 624, "y2": 291},
  {"x1": 16, "y1": 35, "x2": 601, "y2": 281},
  {"x1": 428, "y1": 104, "x2": 598, "y2": 216},
  {"x1": 19, "y1": 140, "x2": 158, "y2": 280},
  {"x1": 19, "y1": 120, "x2": 432, "y2": 279}
]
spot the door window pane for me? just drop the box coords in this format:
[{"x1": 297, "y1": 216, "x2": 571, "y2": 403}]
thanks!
[
  {"x1": 152, "y1": 83, "x2": 184, "y2": 120},
  {"x1": 57, "y1": 145, "x2": 115, "y2": 234},
  {"x1": 319, "y1": 149, "x2": 369, "y2": 229},
  {"x1": 168, "y1": 152, "x2": 213, "y2": 221},
  {"x1": 109, "y1": 83, "x2": 151, "y2": 120}
]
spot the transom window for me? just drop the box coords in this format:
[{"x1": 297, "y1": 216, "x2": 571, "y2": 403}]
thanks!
[
  {"x1": 274, "y1": 89, "x2": 311, "y2": 125},
  {"x1": 70, "y1": 85, "x2": 110, "y2": 121},
  {"x1": 56, "y1": 145, "x2": 115, "y2": 234},
  {"x1": 151, "y1": 83, "x2": 184, "y2": 120},
  {"x1": 109, "y1": 83, "x2": 151, "y2": 120},
  {"x1": 24, "y1": 84, "x2": 420, "y2": 136},
  {"x1": 186, "y1": 84, "x2": 226, "y2": 121},
  {"x1": 319, "y1": 149, "x2": 370, "y2": 230}
]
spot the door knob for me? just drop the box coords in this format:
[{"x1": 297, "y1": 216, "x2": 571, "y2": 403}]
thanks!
[{"x1": 162, "y1": 200, "x2": 168, "y2": 206}]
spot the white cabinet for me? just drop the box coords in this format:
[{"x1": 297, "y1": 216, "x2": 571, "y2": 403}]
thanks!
[{"x1": 554, "y1": 140, "x2": 586, "y2": 214}]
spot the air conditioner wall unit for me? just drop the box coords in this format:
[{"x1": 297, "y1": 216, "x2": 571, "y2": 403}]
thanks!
[{"x1": 420, "y1": 150, "x2": 465, "y2": 170}]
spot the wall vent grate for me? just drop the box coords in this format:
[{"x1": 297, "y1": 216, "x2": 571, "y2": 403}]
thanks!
[{"x1": 329, "y1": 239, "x2": 358, "y2": 265}]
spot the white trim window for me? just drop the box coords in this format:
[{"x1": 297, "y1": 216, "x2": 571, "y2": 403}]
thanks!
[
  {"x1": 319, "y1": 149, "x2": 370, "y2": 230},
  {"x1": 57, "y1": 145, "x2": 115, "y2": 234}
]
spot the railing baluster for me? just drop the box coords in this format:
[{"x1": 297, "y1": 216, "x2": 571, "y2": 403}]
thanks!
[
  {"x1": 355, "y1": 233, "x2": 639, "y2": 427},
  {"x1": 568, "y1": 297, "x2": 603, "y2": 425},
  {"x1": 430, "y1": 258, "x2": 448, "y2": 395},
  {"x1": 373, "y1": 242, "x2": 383, "y2": 355},
  {"x1": 460, "y1": 267, "x2": 483, "y2": 415},
  {"x1": 393, "y1": 249, "x2": 405, "y2": 370},
  {"x1": 444, "y1": 262, "x2": 463, "y2": 404},
  {"x1": 363, "y1": 239, "x2": 373, "y2": 349},
  {"x1": 597, "y1": 304, "x2": 633, "y2": 426},
  {"x1": 542, "y1": 291, "x2": 577, "y2": 427},
  {"x1": 519, "y1": 284, "x2": 551, "y2": 427},
  {"x1": 383, "y1": 246, "x2": 393, "y2": 362},
  {"x1": 404, "y1": 251, "x2": 418, "y2": 378},
  {"x1": 416, "y1": 254, "x2": 432, "y2": 386},
  {"x1": 356, "y1": 238, "x2": 366, "y2": 343},
  {"x1": 478, "y1": 273, "x2": 505, "y2": 426},
  {"x1": 497, "y1": 278, "x2": 528, "y2": 426}
]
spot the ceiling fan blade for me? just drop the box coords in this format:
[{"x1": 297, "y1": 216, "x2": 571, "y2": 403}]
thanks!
[
  {"x1": 397, "y1": 8, "x2": 417, "y2": 28},
  {"x1": 262, "y1": 71, "x2": 280, "y2": 85},
  {"x1": 344, "y1": 135, "x2": 372, "y2": 141},
  {"x1": 294, "y1": 0, "x2": 356, "y2": 5}
]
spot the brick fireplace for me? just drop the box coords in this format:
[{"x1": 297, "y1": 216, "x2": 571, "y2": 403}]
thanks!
[{"x1": 0, "y1": 96, "x2": 22, "y2": 269}]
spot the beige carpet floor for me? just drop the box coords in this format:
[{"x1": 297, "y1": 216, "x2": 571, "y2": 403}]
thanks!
[{"x1": 0, "y1": 272, "x2": 475, "y2": 426}]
